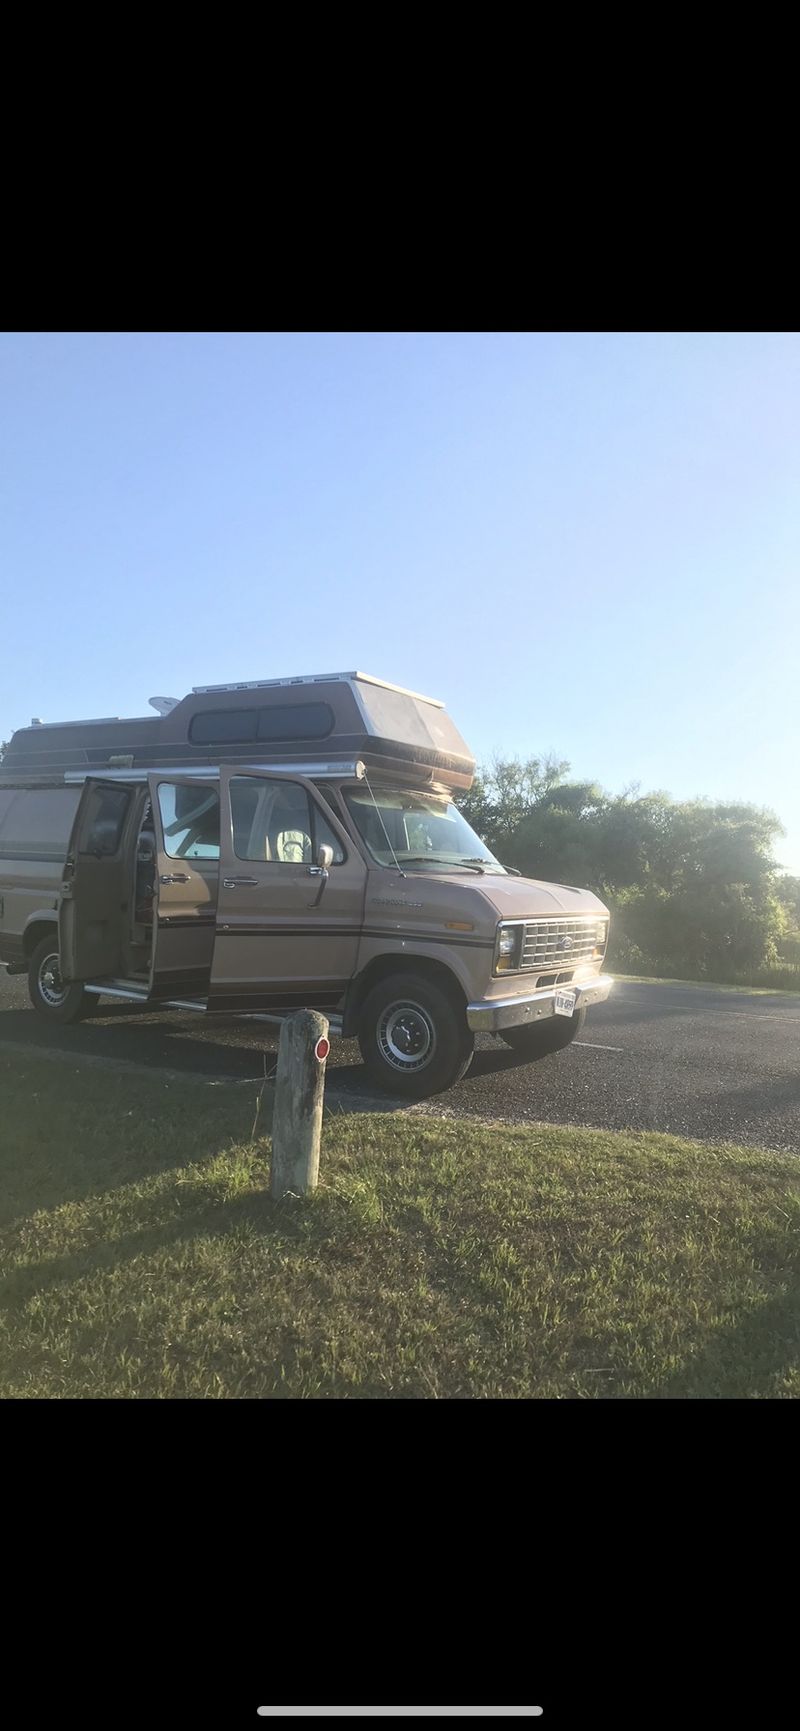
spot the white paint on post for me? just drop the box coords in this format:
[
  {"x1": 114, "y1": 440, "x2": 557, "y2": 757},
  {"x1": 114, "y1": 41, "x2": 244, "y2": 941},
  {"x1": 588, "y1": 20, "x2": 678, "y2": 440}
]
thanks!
[{"x1": 271, "y1": 1009, "x2": 329, "y2": 1200}]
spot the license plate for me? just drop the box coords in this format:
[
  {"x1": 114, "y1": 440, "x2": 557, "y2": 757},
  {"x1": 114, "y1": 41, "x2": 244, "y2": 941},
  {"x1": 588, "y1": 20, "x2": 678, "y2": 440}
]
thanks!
[{"x1": 554, "y1": 989, "x2": 577, "y2": 1017}]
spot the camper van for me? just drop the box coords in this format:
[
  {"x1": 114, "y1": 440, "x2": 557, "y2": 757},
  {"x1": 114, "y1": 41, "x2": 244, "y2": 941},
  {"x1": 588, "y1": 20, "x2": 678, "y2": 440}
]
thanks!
[{"x1": 0, "y1": 673, "x2": 612, "y2": 1098}]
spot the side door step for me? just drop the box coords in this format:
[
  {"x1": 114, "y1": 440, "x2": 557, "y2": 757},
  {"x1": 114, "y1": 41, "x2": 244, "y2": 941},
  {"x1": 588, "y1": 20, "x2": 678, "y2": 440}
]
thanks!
[{"x1": 83, "y1": 981, "x2": 208, "y2": 1012}]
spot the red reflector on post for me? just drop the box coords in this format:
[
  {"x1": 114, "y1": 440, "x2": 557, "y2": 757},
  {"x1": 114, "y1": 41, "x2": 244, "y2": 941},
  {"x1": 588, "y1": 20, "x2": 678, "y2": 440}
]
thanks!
[{"x1": 314, "y1": 1036, "x2": 330, "y2": 1062}]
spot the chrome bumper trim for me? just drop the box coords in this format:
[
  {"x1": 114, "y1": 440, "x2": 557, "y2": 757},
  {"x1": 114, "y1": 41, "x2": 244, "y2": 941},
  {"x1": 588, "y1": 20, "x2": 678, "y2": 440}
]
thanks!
[{"x1": 466, "y1": 973, "x2": 614, "y2": 1032}]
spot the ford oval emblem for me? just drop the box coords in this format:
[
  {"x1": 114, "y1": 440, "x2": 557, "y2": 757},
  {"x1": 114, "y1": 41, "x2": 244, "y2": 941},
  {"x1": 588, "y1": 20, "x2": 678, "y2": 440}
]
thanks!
[{"x1": 558, "y1": 935, "x2": 574, "y2": 952}]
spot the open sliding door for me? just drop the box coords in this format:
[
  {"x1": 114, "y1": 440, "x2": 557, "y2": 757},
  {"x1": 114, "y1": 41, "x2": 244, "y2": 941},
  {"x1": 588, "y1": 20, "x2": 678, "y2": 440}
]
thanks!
[{"x1": 58, "y1": 780, "x2": 144, "y2": 981}]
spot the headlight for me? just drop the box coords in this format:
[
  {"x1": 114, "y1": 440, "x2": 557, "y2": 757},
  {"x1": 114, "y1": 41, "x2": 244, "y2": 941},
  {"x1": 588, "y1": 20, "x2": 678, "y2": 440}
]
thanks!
[
  {"x1": 494, "y1": 923, "x2": 523, "y2": 972},
  {"x1": 595, "y1": 920, "x2": 609, "y2": 955}
]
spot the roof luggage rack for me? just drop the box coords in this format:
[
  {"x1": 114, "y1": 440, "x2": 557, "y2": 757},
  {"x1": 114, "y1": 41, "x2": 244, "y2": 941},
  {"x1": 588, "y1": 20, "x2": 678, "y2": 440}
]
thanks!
[{"x1": 191, "y1": 670, "x2": 445, "y2": 707}]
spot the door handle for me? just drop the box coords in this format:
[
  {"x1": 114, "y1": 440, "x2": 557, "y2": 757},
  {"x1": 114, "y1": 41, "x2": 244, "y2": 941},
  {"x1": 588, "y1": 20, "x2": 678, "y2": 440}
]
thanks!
[
  {"x1": 222, "y1": 876, "x2": 259, "y2": 889},
  {"x1": 307, "y1": 864, "x2": 329, "y2": 908},
  {"x1": 160, "y1": 873, "x2": 190, "y2": 884}
]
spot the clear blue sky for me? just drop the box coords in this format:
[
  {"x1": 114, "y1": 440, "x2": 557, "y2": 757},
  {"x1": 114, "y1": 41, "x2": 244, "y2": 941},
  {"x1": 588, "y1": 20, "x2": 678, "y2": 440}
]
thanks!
[{"x1": 2, "y1": 331, "x2": 798, "y2": 871}]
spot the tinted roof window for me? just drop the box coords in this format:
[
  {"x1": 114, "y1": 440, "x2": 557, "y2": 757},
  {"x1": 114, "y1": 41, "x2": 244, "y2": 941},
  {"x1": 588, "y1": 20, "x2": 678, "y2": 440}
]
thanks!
[
  {"x1": 189, "y1": 703, "x2": 334, "y2": 746},
  {"x1": 256, "y1": 703, "x2": 333, "y2": 742},
  {"x1": 190, "y1": 710, "x2": 259, "y2": 745}
]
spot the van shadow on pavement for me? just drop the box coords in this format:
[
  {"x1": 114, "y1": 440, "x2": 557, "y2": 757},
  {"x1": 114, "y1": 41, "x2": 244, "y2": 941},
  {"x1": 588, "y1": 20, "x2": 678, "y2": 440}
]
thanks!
[{"x1": 0, "y1": 1001, "x2": 532, "y2": 1092}]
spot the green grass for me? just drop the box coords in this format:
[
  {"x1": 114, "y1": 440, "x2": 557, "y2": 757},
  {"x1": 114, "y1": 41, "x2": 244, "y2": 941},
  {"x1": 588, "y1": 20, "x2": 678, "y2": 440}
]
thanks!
[
  {"x1": 612, "y1": 976, "x2": 800, "y2": 1003},
  {"x1": 1, "y1": 1053, "x2": 799, "y2": 1398}
]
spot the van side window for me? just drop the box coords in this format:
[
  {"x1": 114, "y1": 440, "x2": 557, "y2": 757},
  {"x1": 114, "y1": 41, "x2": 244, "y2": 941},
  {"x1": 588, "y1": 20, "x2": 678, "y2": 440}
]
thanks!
[
  {"x1": 81, "y1": 787, "x2": 132, "y2": 856},
  {"x1": 157, "y1": 784, "x2": 220, "y2": 860},
  {"x1": 314, "y1": 808, "x2": 345, "y2": 862},
  {"x1": 229, "y1": 777, "x2": 345, "y2": 864},
  {"x1": 0, "y1": 787, "x2": 82, "y2": 860}
]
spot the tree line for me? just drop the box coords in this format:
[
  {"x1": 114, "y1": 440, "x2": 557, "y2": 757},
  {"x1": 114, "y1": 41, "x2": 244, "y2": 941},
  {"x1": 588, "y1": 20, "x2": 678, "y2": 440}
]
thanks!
[{"x1": 458, "y1": 756, "x2": 800, "y2": 987}]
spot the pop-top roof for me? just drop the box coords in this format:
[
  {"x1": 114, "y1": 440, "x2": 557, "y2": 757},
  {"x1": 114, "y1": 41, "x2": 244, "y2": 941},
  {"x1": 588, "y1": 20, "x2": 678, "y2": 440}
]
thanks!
[{"x1": 1, "y1": 672, "x2": 475, "y2": 793}]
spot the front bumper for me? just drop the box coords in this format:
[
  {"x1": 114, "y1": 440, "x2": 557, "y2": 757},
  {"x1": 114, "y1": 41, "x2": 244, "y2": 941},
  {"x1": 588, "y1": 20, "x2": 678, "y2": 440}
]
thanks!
[{"x1": 466, "y1": 973, "x2": 614, "y2": 1033}]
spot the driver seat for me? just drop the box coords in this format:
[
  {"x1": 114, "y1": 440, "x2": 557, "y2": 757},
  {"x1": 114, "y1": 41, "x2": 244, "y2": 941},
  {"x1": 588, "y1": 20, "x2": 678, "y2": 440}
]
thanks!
[{"x1": 274, "y1": 828, "x2": 311, "y2": 863}]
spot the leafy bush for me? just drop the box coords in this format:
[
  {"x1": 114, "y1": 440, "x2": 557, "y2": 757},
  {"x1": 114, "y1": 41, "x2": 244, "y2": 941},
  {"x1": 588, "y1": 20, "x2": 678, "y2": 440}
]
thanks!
[{"x1": 460, "y1": 756, "x2": 792, "y2": 984}]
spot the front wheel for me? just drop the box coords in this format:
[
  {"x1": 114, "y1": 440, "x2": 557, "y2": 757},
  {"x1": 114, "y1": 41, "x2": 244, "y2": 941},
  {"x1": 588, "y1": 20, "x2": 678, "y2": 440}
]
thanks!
[
  {"x1": 27, "y1": 935, "x2": 93, "y2": 1025},
  {"x1": 500, "y1": 1005, "x2": 586, "y2": 1058},
  {"x1": 358, "y1": 972, "x2": 474, "y2": 1099}
]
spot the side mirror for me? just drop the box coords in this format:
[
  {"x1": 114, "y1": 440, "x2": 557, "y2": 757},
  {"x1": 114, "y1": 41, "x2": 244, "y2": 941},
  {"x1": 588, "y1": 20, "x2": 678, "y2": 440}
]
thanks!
[{"x1": 316, "y1": 844, "x2": 334, "y2": 870}]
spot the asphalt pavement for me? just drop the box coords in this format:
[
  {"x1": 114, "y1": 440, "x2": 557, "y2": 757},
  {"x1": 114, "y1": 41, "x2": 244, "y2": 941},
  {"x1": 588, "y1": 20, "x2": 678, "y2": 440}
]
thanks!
[{"x1": 1, "y1": 968, "x2": 798, "y2": 1151}]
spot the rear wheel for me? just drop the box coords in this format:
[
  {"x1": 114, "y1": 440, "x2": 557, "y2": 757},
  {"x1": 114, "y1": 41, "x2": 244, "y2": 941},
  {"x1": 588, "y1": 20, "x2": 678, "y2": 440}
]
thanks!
[
  {"x1": 500, "y1": 1005, "x2": 586, "y2": 1058},
  {"x1": 358, "y1": 972, "x2": 474, "y2": 1099},
  {"x1": 27, "y1": 935, "x2": 93, "y2": 1025}
]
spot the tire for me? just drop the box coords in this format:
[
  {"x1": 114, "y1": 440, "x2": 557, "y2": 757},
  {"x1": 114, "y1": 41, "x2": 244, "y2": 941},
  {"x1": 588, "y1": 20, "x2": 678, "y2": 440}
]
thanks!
[
  {"x1": 27, "y1": 934, "x2": 93, "y2": 1025},
  {"x1": 358, "y1": 972, "x2": 474, "y2": 1099},
  {"x1": 500, "y1": 1005, "x2": 587, "y2": 1058}
]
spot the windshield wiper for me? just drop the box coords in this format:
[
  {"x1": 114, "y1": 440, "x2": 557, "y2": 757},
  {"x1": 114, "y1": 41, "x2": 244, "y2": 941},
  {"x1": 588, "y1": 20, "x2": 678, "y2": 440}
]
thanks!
[{"x1": 399, "y1": 855, "x2": 486, "y2": 874}]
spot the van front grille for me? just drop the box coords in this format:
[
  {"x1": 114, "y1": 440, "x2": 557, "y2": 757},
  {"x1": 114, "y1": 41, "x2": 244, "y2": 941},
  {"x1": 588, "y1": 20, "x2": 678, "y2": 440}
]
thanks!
[{"x1": 521, "y1": 918, "x2": 598, "y2": 973}]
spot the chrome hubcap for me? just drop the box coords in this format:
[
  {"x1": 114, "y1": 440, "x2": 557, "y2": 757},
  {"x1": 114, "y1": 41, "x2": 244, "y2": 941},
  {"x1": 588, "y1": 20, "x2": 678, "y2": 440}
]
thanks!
[
  {"x1": 39, "y1": 952, "x2": 68, "y2": 1008},
  {"x1": 377, "y1": 1001, "x2": 437, "y2": 1072}
]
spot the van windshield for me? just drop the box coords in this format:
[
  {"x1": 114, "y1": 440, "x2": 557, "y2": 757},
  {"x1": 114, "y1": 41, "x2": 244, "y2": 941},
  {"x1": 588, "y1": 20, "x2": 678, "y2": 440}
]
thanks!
[{"x1": 343, "y1": 787, "x2": 506, "y2": 874}]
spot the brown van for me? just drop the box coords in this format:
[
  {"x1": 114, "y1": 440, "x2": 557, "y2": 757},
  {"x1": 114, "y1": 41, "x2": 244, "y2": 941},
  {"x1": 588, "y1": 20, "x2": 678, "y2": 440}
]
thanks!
[{"x1": 0, "y1": 673, "x2": 612, "y2": 1097}]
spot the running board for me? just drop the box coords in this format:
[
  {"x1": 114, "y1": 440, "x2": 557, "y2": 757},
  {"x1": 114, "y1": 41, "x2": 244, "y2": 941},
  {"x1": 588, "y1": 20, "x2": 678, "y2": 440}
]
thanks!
[
  {"x1": 82, "y1": 984, "x2": 342, "y2": 1031},
  {"x1": 84, "y1": 982, "x2": 207, "y2": 1012},
  {"x1": 84, "y1": 981, "x2": 149, "y2": 1001}
]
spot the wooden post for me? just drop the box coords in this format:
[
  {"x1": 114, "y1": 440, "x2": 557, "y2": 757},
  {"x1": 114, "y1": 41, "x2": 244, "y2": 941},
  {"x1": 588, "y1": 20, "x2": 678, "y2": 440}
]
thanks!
[{"x1": 270, "y1": 1009, "x2": 330, "y2": 1200}]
